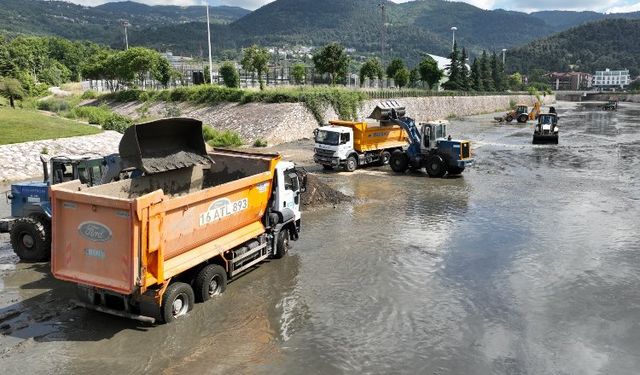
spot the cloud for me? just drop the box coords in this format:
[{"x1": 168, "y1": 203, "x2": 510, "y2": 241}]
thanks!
[{"x1": 607, "y1": 2, "x2": 640, "y2": 12}]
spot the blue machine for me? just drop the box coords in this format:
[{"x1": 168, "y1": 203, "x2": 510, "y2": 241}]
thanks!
[
  {"x1": 1, "y1": 154, "x2": 127, "y2": 262},
  {"x1": 373, "y1": 103, "x2": 474, "y2": 177}
]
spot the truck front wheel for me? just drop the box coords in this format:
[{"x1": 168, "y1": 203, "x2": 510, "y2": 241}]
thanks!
[
  {"x1": 194, "y1": 264, "x2": 227, "y2": 302},
  {"x1": 389, "y1": 150, "x2": 409, "y2": 173},
  {"x1": 10, "y1": 217, "x2": 50, "y2": 262},
  {"x1": 344, "y1": 156, "x2": 357, "y2": 172},
  {"x1": 426, "y1": 155, "x2": 447, "y2": 178},
  {"x1": 273, "y1": 229, "x2": 290, "y2": 259},
  {"x1": 161, "y1": 282, "x2": 194, "y2": 323}
]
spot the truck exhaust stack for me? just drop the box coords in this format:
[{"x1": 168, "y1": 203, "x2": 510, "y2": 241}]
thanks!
[{"x1": 119, "y1": 118, "x2": 213, "y2": 174}]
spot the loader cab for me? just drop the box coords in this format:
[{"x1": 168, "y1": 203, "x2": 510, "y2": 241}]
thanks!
[
  {"x1": 535, "y1": 113, "x2": 558, "y2": 134},
  {"x1": 48, "y1": 157, "x2": 106, "y2": 186},
  {"x1": 420, "y1": 121, "x2": 448, "y2": 151},
  {"x1": 516, "y1": 105, "x2": 528, "y2": 114}
]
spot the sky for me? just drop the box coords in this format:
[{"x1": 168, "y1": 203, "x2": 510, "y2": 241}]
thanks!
[{"x1": 65, "y1": 0, "x2": 640, "y2": 13}]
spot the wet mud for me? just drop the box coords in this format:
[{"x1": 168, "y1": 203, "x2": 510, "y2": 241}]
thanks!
[{"x1": 1, "y1": 101, "x2": 639, "y2": 374}]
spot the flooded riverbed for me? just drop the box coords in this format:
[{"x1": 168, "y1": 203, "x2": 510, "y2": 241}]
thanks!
[{"x1": 1, "y1": 101, "x2": 639, "y2": 374}]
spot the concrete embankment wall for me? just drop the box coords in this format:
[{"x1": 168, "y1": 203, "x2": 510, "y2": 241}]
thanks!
[
  {"x1": 556, "y1": 92, "x2": 640, "y2": 103},
  {"x1": 111, "y1": 94, "x2": 554, "y2": 145}
]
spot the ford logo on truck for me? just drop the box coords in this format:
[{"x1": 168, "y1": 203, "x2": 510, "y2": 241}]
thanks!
[{"x1": 78, "y1": 222, "x2": 113, "y2": 242}]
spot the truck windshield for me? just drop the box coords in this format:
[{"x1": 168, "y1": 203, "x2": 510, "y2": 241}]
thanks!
[{"x1": 315, "y1": 130, "x2": 340, "y2": 146}]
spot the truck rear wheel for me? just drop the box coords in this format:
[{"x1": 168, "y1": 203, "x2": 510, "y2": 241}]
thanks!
[
  {"x1": 194, "y1": 264, "x2": 227, "y2": 303},
  {"x1": 161, "y1": 282, "x2": 194, "y2": 323},
  {"x1": 344, "y1": 156, "x2": 357, "y2": 172},
  {"x1": 377, "y1": 150, "x2": 391, "y2": 166},
  {"x1": 10, "y1": 217, "x2": 50, "y2": 262},
  {"x1": 389, "y1": 150, "x2": 409, "y2": 173},
  {"x1": 426, "y1": 155, "x2": 447, "y2": 178}
]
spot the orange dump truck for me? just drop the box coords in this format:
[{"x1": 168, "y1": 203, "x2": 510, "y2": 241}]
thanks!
[
  {"x1": 50, "y1": 119, "x2": 306, "y2": 323},
  {"x1": 313, "y1": 102, "x2": 408, "y2": 172}
]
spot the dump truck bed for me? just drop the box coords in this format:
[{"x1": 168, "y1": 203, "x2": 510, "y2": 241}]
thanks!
[
  {"x1": 51, "y1": 150, "x2": 280, "y2": 295},
  {"x1": 329, "y1": 120, "x2": 407, "y2": 153}
]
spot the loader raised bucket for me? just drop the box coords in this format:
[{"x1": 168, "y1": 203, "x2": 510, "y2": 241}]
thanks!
[
  {"x1": 119, "y1": 118, "x2": 213, "y2": 174},
  {"x1": 369, "y1": 100, "x2": 406, "y2": 122}
]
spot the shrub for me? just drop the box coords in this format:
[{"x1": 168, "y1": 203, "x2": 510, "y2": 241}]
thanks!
[
  {"x1": 253, "y1": 138, "x2": 268, "y2": 147},
  {"x1": 102, "y1": 113, "x2": 133, "y2": 133},
  {"x1": 70, "y1": 106, "x2": 112, "y2": 125},
  {"x1": 203, "y1": 126, "x2": 243, "y2": 147},
  {"x1": 80, "y1": 90, "x2": 98, "y2": 100},
  {"x1": 37, "y1": 98, "x2": 71, "y2": 113}
]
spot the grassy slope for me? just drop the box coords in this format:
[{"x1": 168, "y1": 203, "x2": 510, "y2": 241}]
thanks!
[{"x1": 0, "y1": 108, "x2": 101, "y2": 145}]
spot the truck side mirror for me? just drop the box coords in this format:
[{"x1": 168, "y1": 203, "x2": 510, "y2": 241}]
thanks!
[{"x1": 313, "y1": 128, "x2": 319, "y2": 137}]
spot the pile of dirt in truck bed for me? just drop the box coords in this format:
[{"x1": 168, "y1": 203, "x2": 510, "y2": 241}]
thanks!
[{"x1": 302, "y1": 174, "x2": 352, "y2": 209}]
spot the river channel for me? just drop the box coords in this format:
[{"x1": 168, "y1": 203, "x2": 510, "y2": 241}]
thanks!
[{"x1": 0, "y1": 101, "x2": 639, "y2": 374}]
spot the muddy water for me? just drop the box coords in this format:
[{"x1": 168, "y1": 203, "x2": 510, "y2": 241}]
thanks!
[{"x1": 1, "y1": 101, "x2": 639, "y2": 374}]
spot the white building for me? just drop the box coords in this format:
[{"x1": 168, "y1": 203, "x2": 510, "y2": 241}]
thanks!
[{"x1": 593, "y1": 69, "x2": 630, "y2": 89}]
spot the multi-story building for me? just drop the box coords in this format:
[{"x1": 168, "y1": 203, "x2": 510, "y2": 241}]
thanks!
[
  {"x1": 593, "y1": 69, "x2": 630, "y2": 89},
  {"x1": 547, "y1": 72, "x2": 592, "y2": 91}
]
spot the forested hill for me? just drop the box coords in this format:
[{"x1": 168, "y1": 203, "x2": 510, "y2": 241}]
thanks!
[
  {"x1": 0, "y1": 0, "x2": 248, "y2": 45},
  {"x1": 506, "y1": 19, "x2": 640, "y2": 75}
]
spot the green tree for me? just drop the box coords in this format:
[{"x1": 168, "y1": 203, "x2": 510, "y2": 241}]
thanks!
[
  {"x1": 152, "y1": 56, "x2": 174, "y2": 88},
  {"x1": 241, "y1": 44, "x2": 271, "y2": 90},
  {"x1": 480, "y1": 51, "x2": 494, "y2": 91},
  {"x1": 470, "y1": 58, "x2": 483, "y2": 91},
  {"x1": 219, "y1": 62, "x2": 240, "y2": 88},
  {"x1": 409, "y1": 67, "x2": 420, "y2": 88},
  {"x1": 394, "y1": 67, "x2": 410, "y2": 88},
  {"x1": 507, "y1": 72, "x2": 524, "y2": 91},
  {"x1": 386, "y1": 58, "x2": 405, "y2": 79},
  {"x1": 313, "y1": 43, "x2": 350, "y2": 85},
  {"x1": 490, "y1": 51, "x2": 505, "y2": 91},
  {"x1": 291, "y1": 63, "x2": 306, "y2": 85},
  {"x1": 0, "y1": 77, "x2": 25, "y2": 108},
  {"x1": 359, "y1": 58, "x2": 383, "y2": 86},
  {"x1": 418, "y1": 55, "x2": 443, "y2": 90},
  {"x1": 442, "y1": 42, "x2": 462, "y2": 90}
]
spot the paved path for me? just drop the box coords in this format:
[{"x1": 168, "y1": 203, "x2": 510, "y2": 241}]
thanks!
[{"x1": 0, "y1": 131, "x2": 122, "y2": 182}]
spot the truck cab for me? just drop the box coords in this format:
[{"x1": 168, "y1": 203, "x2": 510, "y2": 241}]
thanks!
[{"x1": 313, "y1": 125, "x2": 354, "y2": 170}]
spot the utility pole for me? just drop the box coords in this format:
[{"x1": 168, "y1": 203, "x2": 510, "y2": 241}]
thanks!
[
  {"x1": 378, "y1": 3, "x2": 386, "y2": 65},
  {"x1": 205, "y1": 1, "x2": 214, "y2": 84},
  {"x1": 450, "y1": 26, "x2": 457, "y2": 52},
  {"x1": 121, "y1": 20, "x2": 129, "y2": 50}
]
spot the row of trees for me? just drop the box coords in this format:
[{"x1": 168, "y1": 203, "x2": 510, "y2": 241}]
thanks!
[{"x1": 444, "y1": 43, "x2": 508, "y2": 92}]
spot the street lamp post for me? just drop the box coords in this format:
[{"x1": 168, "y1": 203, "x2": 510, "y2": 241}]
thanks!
[
  {"x1": 121, "y1": 20, "x2": 129, "y2": 50},
  {"x1": 205, "y1": 1, "x2": 214, "y2": 84},
  {"x1": 502, "y1": 48, "x2": 507, "y2": 66},
  {"x1": 450, "y1": 26, "x2": 457, "y2": 51},
  {"x1": 378, "y1": 3, "x2": 386, "y2": 65}
]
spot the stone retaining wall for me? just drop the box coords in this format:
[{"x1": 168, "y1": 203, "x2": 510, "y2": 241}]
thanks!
[{"x1": 111, "y1": 94, "x2": 555, "y2": 145}]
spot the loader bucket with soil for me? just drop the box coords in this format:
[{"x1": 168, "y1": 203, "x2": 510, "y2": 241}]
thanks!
[{"x1": 119, "y1": 118, "x2": 213, "y2": 174}]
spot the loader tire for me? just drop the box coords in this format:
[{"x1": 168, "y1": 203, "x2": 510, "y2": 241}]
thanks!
[
  {"x1": 517, "y1": 114, "x2": 528, "y2": 123},
  {"x1": 448, "y1": 166, "x2": 465, "y2": 175},
  {"x1": 194, "y1": 264, "x2": 227, "y2": 303},
  {"x1": 161, "y1": 282, "x2": 194, "y2": 324},
  {"x1": 505, "y1": 115, "x2": 514, "y2": 123},
  {"x1": 425, "y1": 155, "x2": 447, "y2": 178},
  {"x1": 10, "y1": 217, "x2": 50, "y2": 262},
  {"x1": 389, "y1": 150, "x2": 409, "y2": 173}
]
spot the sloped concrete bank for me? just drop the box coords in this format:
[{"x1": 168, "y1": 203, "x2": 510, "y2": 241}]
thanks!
[
  {"x1": 0, "y1": 131, "x2": 122, "y2": 182},
  {"x1": 110, "y1": 94, "x2": 555, "y2": 145}
]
